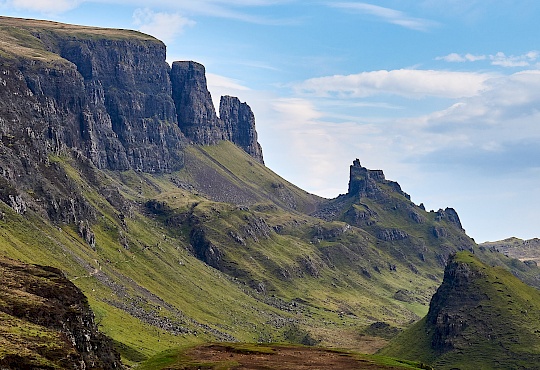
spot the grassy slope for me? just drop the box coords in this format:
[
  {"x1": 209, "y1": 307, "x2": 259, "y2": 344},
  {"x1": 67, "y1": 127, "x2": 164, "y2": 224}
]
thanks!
[
  {"x1": 0, "y1": 140, "x2": 538, "y2": 368},
  {"x1": 0, "y1": 143, "x2": 439, "y2": 364},
  {"x1": 381, "y1": 252, "x2": 540, "y2": 369}
]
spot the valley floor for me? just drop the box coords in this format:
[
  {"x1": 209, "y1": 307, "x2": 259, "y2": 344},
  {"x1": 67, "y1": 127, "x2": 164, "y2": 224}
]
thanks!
[{"x1": 139, "y1": 343, "x2": 430, "y2": 370}]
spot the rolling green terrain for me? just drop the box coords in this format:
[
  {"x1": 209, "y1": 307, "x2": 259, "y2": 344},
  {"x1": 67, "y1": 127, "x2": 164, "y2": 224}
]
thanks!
[{"x1": 1, "y1": 141, "x2": 537, "y2": 367}]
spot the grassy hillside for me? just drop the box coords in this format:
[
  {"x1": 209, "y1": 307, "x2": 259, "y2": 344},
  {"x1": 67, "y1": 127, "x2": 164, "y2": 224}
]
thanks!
[
  {"x1": 1, "y1": 140, "x2": 538, "y2": 367},
  {"x1": 381, "y1": 251, "x2": 540, "y2": 369},
  {"x1": 0, "y1": 139, "x2": 538, "y2": 368}
]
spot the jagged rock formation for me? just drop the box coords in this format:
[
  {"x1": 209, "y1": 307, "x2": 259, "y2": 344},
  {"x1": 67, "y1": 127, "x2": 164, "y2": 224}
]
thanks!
[
  {"x1": 220, "y1": 95, "x2": 264, "y2": 164},
  {"x1": 171, "y1": 61, "x2": 225, "y2": 145},
  {"x1": 0, "y1": 256, "x2": 121, "y2": 369},
  {"x1": 348, "y1": 159, "x2": 409, "y2": 200},
  {"x1": 381, "y1": 252, "x2": 540, "y2": 369},
  {"x1": 171, "y1": 61, "x2": 264, "y2": 163}
]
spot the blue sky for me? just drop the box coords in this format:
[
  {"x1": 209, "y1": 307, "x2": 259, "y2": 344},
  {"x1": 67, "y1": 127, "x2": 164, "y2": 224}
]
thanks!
[{"x1": 1, "y1": 0, "x2": 540, "y2": 243}]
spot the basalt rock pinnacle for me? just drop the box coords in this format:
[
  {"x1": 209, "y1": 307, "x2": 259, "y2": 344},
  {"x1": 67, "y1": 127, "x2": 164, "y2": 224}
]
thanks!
[{"x1": 170, "y1": 61, "x2": 264, "y2": 163}]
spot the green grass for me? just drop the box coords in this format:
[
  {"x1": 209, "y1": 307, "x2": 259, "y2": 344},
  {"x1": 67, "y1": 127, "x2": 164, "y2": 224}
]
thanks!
[
  {"x1": 381, "y1": 252, "x2": 540, "y2": 369},
  {"x1": 1, "y1": 141, "x2": 537, "y2": 368}
]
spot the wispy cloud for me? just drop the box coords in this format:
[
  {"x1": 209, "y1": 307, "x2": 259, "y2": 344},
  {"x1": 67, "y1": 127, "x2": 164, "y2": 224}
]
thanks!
[
  {"x1": 3, "y1": 0, "x2": 297, "y2": 25},
  {"x1": 436, "y1": 51, "x2": 539, "y2": 67},
  {"x1": 490, "y1": 51, "x2": 539, "y2": 67},
  {"x1": 133, "y1": 8, "x2": 195, "y2": 43},
  {"x1": 294, "y1": 69, "x2": 493, "y2": 99},
  {"x1": 436, "y1": 53, "x2": 486, "y2": 62},
  {"x1": 4, "y1": 0, "x2": 80, "y2": 13},
  {"x1": 329, "y1": 2, "x2": 437, "y2": 31}
]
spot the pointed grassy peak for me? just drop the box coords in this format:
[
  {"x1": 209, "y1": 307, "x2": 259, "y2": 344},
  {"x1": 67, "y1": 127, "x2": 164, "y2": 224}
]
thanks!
[{"x1": 381, "y1": 251, "x2": 540, "y2": 369}]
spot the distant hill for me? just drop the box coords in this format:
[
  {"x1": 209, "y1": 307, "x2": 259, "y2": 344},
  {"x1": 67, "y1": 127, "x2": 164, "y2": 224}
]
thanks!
[
  {"x1": 480, "y1": 237, "x2": 540, "y2": 264},
  {"x1": 381, "y1": 251, "x2": 540, "y2": 369}
]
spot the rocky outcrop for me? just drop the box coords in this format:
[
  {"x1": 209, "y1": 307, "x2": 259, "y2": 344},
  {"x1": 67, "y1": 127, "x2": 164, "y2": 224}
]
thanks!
[
  {"x1": 426, "y1": 254, "x2": 488, "y2": 351},
  {"x1": 170, "y1": 62, "x2": 264, "y2": 162},
  {"x1": 435, "y1": 208, "x2": 463, "y2": 230},
  {"x1": 377, "y1": 228, "x2": 409, "y2": 241},
  {"x1": 0, "y1": 17, "x2": 265, "y2": 223},
  {"x1": 0, "y1": 257, "x2": 121, "y2": 369},
  {"x1": 219, "y1": 95, "x2": 264, "y2": 164},
  {"x1": 347, "y1": 159, "x2": 409, "y2": 200},
  {"x1": 170, "y1": 61, "x2": 225, "y2": 145}
]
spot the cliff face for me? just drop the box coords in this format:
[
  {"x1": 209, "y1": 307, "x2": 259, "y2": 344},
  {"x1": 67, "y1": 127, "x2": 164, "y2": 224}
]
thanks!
[
  {"x1": 0, "y1": 256, "x2": 121, "y2": 369},
  {"x1": 171, "y1": 61, "x2": 264, "y2": 163},
  {"x1": 6, "y1": 30, "x2": 186, "y2": 174},
  {"x1": 0, "y1": 17, "x2": 264, "y2": 223},
  {"x1": 0, "y1": 17, "x2": 263, "y2": 178},
  {"x1": 220, "y1": 95, "x2": 264, "y2": 164}
]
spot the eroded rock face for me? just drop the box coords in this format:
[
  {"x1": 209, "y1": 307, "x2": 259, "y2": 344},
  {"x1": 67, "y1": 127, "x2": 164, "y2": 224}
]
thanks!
[
  {"x1": 219, "y1": 95, "x2": 264, "y2": 164},
  {"x1": 0, "y1": 257, "x2": 121, "y2": 369},
  {"x1": 170, "y1": 61, "x2": 225, "y2": 145},
  {"x1": 22, "y1": 35, "x2": 186, "y2": 173}
]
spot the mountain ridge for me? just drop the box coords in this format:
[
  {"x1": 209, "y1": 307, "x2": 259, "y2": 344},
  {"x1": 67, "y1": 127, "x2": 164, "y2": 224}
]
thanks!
[{"x1": 0, "y1": 15, "x2": 538, "y2": 368}]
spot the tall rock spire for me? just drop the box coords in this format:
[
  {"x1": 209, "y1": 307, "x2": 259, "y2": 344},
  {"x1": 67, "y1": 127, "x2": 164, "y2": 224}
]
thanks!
[
  {"x1": 219, "y1": 95, "x2": 264, "y2": 164},
  {"x1": 170, "y1": 61, "x2": 226, "y2": 145}
]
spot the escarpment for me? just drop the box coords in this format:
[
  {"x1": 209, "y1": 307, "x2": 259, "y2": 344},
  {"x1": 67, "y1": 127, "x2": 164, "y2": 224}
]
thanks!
[
  {"x1": 0, "y1": 16, "x2": 263, "y2": 222},
  {"x1": 0, "y1": 19, "x2": 263, "y2": 173}
]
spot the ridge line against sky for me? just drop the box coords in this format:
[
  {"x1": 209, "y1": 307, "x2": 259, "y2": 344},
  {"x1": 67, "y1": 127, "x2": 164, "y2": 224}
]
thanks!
[{"x1": 1, "y1": 0, "x2": 540, "y2": 242}]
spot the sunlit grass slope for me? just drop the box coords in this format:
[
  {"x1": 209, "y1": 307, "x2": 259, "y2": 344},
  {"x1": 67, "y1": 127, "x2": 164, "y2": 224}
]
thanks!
[{"x1": 381, "y1": 252, "x2": 540, "y2": 369}]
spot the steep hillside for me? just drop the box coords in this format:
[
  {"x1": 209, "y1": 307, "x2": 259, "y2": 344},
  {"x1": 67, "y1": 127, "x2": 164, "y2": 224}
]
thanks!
[
  {"x1": 0, "y1": 256, "x2": 120, "y2": 369},
  {"x1": 381, "y1": 252, "x2": 540, "y2": 369}
]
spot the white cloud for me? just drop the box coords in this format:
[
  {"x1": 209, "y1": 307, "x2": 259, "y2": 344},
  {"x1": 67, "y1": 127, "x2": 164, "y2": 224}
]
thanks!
[
  {"x1": 436, "y1": 53, "x2": 486, "y2": 62},
  {"x1": 401, "y1": 70, "x2": 540, "y2": 157},
  {"x1": 294, "y1": 69, "x2": 493, "y2": 99},
  {"x1": 329, "y1": 2, "x2": 437, "y2": 31},
  {"x1": 436, "y1": 51, "x2": 539, "y2": 67},
  {"x1": 490, "y1": 51, "x2": 539, "y2": 67},
  {"x1": 132, "y1": 8, "x2": 195, "y2": 43},
  {"x1": 5, "y1": 0, "x2": 79, "y2": 13}
]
